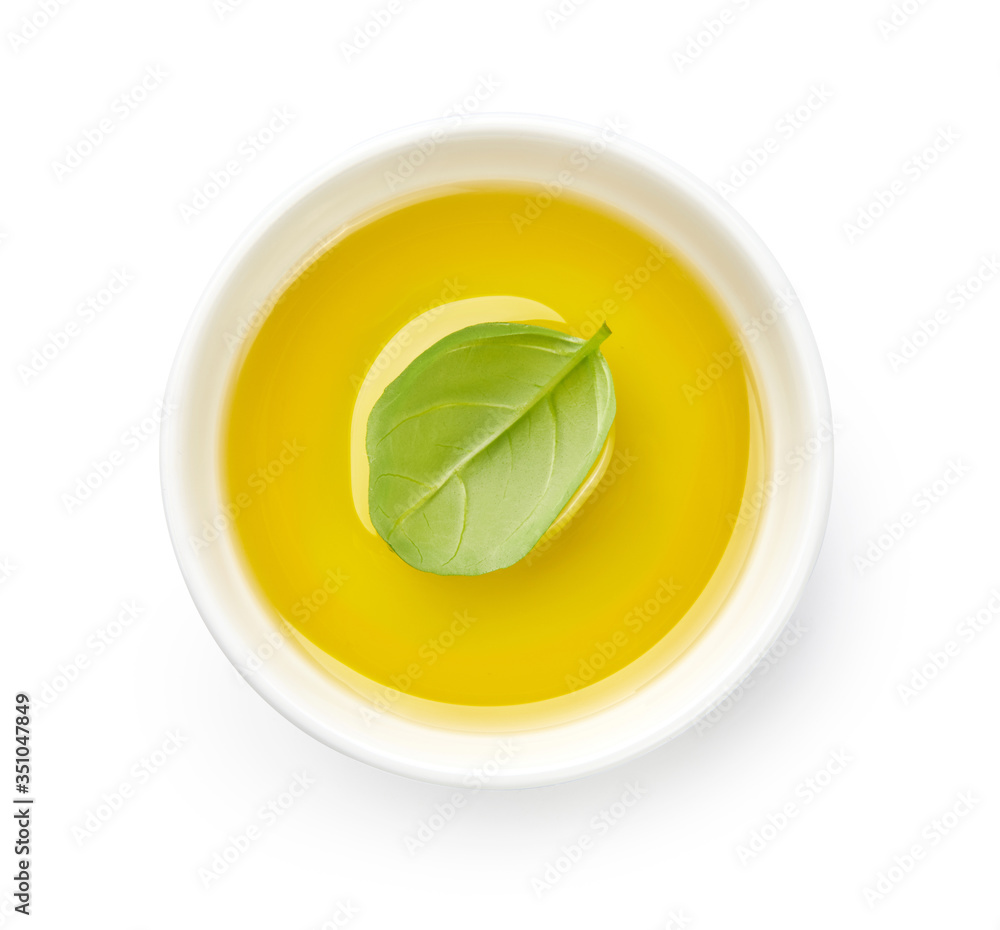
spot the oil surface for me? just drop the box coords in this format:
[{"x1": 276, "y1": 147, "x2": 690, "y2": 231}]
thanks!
[{"x1": 223, "y1": 187, "x2": 753, "y2": 705}]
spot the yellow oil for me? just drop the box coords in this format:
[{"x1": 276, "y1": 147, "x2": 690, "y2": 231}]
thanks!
[{"x1": 223, "y1": 187, "x2": 756, "y2": 708}]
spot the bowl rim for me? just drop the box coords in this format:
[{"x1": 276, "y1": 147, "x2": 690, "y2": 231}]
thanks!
[{"x1": 161, "y1": 112, "x2": 834, "y2": 788}]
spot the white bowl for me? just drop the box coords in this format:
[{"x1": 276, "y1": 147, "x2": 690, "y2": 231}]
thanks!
[{"x1": 161, "y1": 115, "x2": 833, "y2": 788}]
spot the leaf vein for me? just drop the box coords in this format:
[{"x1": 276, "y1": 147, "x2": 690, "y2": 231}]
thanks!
[
  {"x1": 375, "y1": 401, "x2": 516, "y2": 449},
  {"x1": 441, "y1": 476, "x2": 469, "y2": 567}
]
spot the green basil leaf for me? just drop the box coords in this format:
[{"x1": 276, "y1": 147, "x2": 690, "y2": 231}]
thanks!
[{"x1": 366, "y1": 321, "x2": 616, "y2": 575}]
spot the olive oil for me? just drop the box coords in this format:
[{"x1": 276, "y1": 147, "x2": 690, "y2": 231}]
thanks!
[{"x1": 223, "y1": 187, "x2": 757, "y2": 707}]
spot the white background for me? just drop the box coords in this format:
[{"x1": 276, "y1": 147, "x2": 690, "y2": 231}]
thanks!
[{"x1": 3, "y1": 0, "x2": 999, "y2": 926}]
